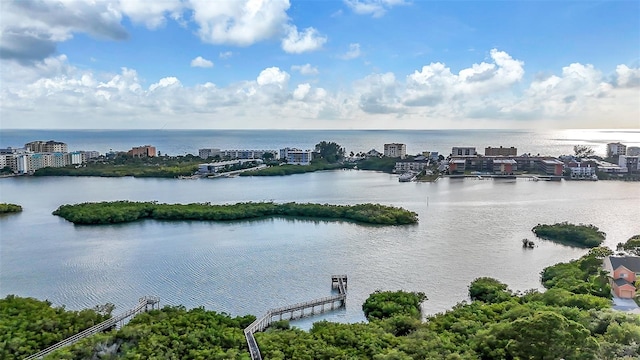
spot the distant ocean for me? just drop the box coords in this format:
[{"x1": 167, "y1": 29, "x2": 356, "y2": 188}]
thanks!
[{"x1": 1, "y1": 129, "x2": 638, "y2": 158}]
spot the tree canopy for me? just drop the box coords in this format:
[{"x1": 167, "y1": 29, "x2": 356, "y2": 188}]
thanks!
[{"x1": 314, "y1": 141, "x2": 345, "y2": 163}]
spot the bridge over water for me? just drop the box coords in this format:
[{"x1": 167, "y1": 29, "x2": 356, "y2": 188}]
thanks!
[
  {"x1": 24, "y1": 296, "x2": 160, "y2": 360},
  {"x1": 244, "y1": 275, "x2": 348, "y2": 360}
]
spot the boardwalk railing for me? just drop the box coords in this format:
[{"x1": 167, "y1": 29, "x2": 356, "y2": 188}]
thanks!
[
  {"x1": 244, "y1": 275, "x2": 348, "y2": 360},
  {"x1": 24, "y1": 296, "x2": 160, "y2": 360}
]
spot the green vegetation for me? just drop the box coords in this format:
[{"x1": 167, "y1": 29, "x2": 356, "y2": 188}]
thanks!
[
  {"x1": 240, "y1": 159, "x2": 351, "y2": 176},
  {"x1": 540, "y1": 247, "x2": 612, "y2": 298},
  {"x1": 47, "y1": 305, "x2": 254, "y2": 359},
  {"x1": 34, "y1": 154, "x2": 200, "y2": 178},
  {"x1": 362, "y1": 290, "x2": 427, "y2": 321},
  {"x1": 314, "y1": 141, "x2": 345, "y2": 163},
  {"x1": 356, "y1": 156, "x2": 398, "y2": 173},
  {"x1": 0, "y1": 295, "x2": 111, "y2": 360},
  {"x1": 532, "y1": 222, "x2": 606, "y2": 247},
  {"x1": 53, "y1": 201, "x2": 419, "y2": 225},
  {"x1": 617, "y1": 234, "x2": 640, "y2": 255},
  {"x1": 0, "y1": 203, "x2": 22, "y2": 214},
  {"x1": 6, "y1": 249, "x2": 640, "y2": 360}
]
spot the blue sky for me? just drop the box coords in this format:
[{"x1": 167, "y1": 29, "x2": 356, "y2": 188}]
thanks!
[{"x1": 1, "y1": 0, "x2": 639, "y2": 129}]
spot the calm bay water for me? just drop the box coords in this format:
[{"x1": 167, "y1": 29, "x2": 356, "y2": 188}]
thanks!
[{"x1": 1, "y1": 129, "x2": 639, "y2": 326}]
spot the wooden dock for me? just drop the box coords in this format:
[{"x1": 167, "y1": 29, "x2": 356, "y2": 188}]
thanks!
[
  {"x1": 244, "y1": 275, "x2": 348, "y2": 360},
  {"x1": 24, "y1": 296, "x2": 160, "y2": 360}
]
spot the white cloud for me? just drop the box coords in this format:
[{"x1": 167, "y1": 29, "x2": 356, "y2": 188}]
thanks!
[
  {"x1": 190, "y1": 56, "x2": 214, "y2": 68},
  {"x1": 0, "y1": 1, "x2": 127, "y2": 63},
  {"x1": 281, "y1": 25, "x2": 327, "y2": 54},
  {"x1": 219, "y1": 51, "x2": 234, "y2": 59},
  {"x1": 293, "y1": 83, "x2": 311, "y2": 100},
  {"x1": 344, "y1": 0, "x2": 408, "y2": 18},
  {"x1": 189, "y1": 0, "x2": 291, "y2": 46},
  {"x1": 149, "y1": 77, "x2": 181, "y2": 91},
  {"x1": 291, "y1": 64, "x2": 319, "y2": 75},
  {"x1": 616, "y1": 64, "x2": 640, "y2": 88},
  {"x1": 257, "y1": 67, "x2": 290, "y2": 88},
  {"x1": 1, "y1": 49, "x2": 638, "y2": 129},
  {"x1": 116, "y1": 0, "x2": 183, "y2": 29},
  {"x1": 340, "y1": 43, "x2": 362, "y2": 60}
]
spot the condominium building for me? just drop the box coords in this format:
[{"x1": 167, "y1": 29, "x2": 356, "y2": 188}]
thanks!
[
  {"x1": 485, "y1": 146, "x2": 517, "y2": 156},
  {"x1": 619, "y1": 155, "x2": 640, "y2": 173},
  {"x1": 25, "y1": 140, "x2": 68, "y2": 153},
  {"x1": 220, "y1": 149, "x2": 278, "y2": 160},
  {"x1": 627, "y1": 147, "x2": 640, "y2": 156},
  {"x1": 280, "y1": 148, "x2": 313, "y2": 165},
  {"x1": 384, "y1": 143, "x2": 407, "y2": 159},
  {"x1": 607, "y1": 142, "x2": 627, "y2": 157},
  {"x1": 199, "y1": 148, "x2": 221, "y2": 159},
  {"x1": 128, "y1": 145, "x2": 156, "y2": 158},
  {"x1": 451, "y1": 147, "x2": 477, "y2": 157}
]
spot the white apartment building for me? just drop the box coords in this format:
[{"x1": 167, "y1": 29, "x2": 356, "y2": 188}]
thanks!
[
  {"x1": 280, "y1": 148, "x2": 313, "y2": 165},
  {"x1": 384, "y1": 143, "x2": 407, "y2": 158}
]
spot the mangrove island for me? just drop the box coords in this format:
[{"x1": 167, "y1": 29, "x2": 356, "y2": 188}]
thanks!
[
  {"x1": 52, "y1": 201, "x2": 418, "y2": 226},
  {"x1": 0, "y1": 203, "x2": 22, "y2": 214},
  {"x1": 532, "y1": 222, "x2": 606, "y2": 248}
]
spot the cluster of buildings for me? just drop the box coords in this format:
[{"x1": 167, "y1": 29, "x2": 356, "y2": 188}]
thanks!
[
  {"x1": 198, "y1": 147, "x2": 313, "y2": 166},
  {"x1": 0, "y1": 141, "x2": 100, "y2": 175},
  {"x1": 0, "y1": 141, "x2": 162, "y2": 175},
  {"x1": 444, "y1": 143, "x2": 640, "y2": 178}
]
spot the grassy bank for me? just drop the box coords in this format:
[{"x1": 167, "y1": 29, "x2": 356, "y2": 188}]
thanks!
[
  {"x1": 239, "y1": 160, "x2": 351, "y2": 176},
  {"x1": 53, "y1": 201, "x2": 418, "y2": 225}
]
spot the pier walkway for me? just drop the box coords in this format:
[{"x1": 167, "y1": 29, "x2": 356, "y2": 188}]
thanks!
[
  {"x1": 24, "y1": 296, "x2": 160, "y2": 360},
  {"x1": 244, "y1": 275, "x2": 348, "y2": 360}
]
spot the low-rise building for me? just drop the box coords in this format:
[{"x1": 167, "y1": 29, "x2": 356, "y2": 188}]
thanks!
[
  {"x1": 485, "y1": 146, "x2": 517, "y2": 156},
  {"x1": 384, "y1": 143, "x2": 406, "y2": 158},
  {"x1": 619, "y1": 155, "x2": 640, "y2": 173},
  {"x1": 198, "y1": 159, "x2": 262, "y2": 174},
  {"x1": 604, "y1": 256, "x2": 640, "y2": 298},
  {"x1": 627, "y1": 147, "x2": 640, "y2": 156},
  {"x1": 448, "y1": 158, "x2": 466, "y2": 174},
  {"x1": 451, "y1": 147, "x2": 477, "y2": 157},
  {"x1": 220, "y1": 149, "x2": 278, "y2": 160},
  {"x1": 492, "y1": 159, "x2": 517, "y2": 174},
  {"x1": 394, "y1": 157, "x2": 429, "y2": 173},
  {"x1": 537, "y1": 158, "x2": 564, "y2": 176},
  {"x1": 567, "y1": 162, "x2": 597, "y2": 179},
  {"x1": 199, "y1": 148, "x2": 221, "y2": 159},
  {"x1": 128, "y1": 145, "x2": 156, "y2": 158},
  {"x1": 366, "y1": 149, "x2": 382, "y2": 158}
]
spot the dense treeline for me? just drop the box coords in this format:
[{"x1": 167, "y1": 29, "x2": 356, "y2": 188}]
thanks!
[
  {"x1": 356, "y1": 156, "x2": 399, "y2": 173},
  {"x1": 0, "y1": 295, "x2": 110, "y2": 360},
  {"x1": 240, "y1": 160, "x2": 350, "y2": 176},
  {"x1": 0, "y1": 203, "x2": 22, "y2": 213},
  {"x1": 6, "y1": 248, "x2": 640, "y2": 360},
  {"x1": 617, "y1": 234, "x2": 640, "y2": 255},
  {"x1": 532, "y1": 222, "x2": 606, "y2": 247},
  {"x1": 45, "y1": 306, "x2": 254, "y2": 359},
  {"x1": 256, "y1": 251, "x2": 634, "y2": 360},
  {"x1": 541, "y1": 247, "x2": 613, "y2": 297},
  {"x1": 53, "y1": 201, "x2": 419, "y2": 225},
  {"x1": 34, "y1": 154, "x2": 201, "y2": 178}
]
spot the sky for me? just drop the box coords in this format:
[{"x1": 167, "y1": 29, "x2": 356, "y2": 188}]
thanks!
[{"x1": 0, "y1": 0, "x2": 639, "y2": 130}]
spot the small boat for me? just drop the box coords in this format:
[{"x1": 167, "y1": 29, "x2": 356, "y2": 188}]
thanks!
[{"x1": 399, "y1": 172, "x2": 416, "y2": 182}]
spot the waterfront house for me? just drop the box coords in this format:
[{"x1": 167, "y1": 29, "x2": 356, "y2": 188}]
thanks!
[
  {"x1": 366, "y1": 149, "x2": 382, "y2": 158},
  {"x1": 604, "y1": 256, "x2": 640, "y2": 298}
]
